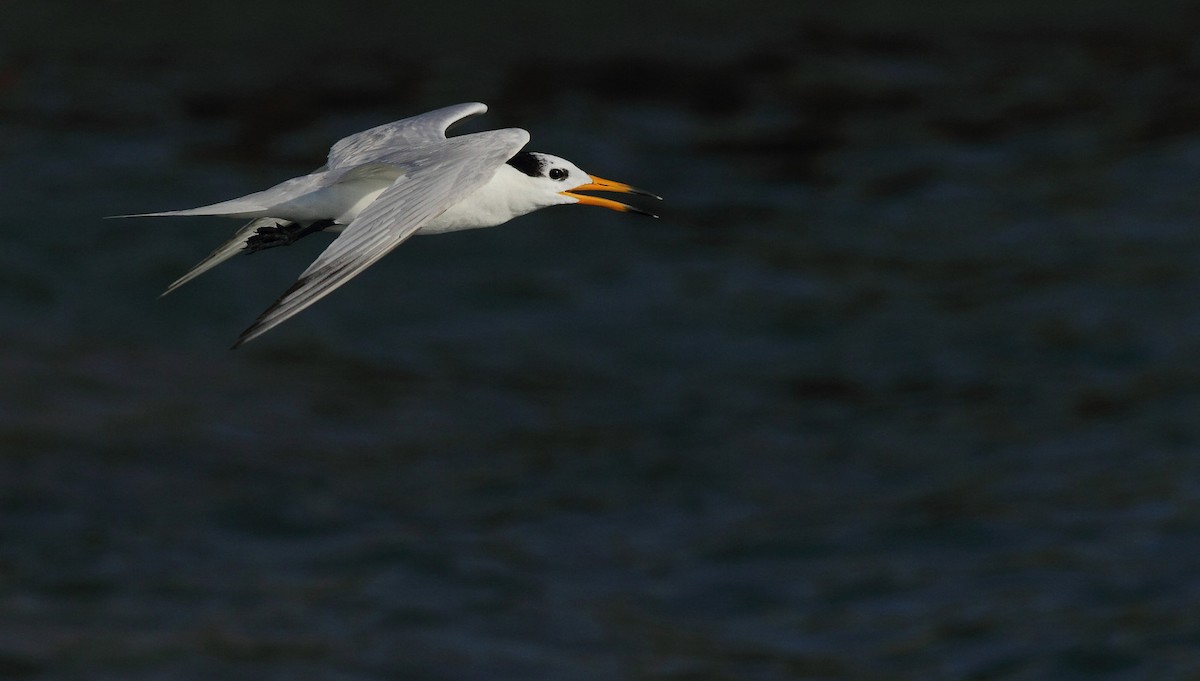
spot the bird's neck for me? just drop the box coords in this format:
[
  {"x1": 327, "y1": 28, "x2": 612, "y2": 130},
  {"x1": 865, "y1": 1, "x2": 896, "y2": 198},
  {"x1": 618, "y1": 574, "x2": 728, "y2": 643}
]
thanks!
[{"x1": 419, "y1": 163, "x2": 567, "y2": 234}]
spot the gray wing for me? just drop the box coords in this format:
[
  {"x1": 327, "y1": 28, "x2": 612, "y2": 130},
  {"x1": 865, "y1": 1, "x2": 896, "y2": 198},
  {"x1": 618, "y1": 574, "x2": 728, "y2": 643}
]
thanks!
[
  {"x1": 161, "y1": 217, "x2": 290, "y2": 296},
  {"x1": 326, "y1": 102, "x2": 489, "y2": 169},
  {"x1": 232, "y1": 127, "x2": 530, "y2": 347},
  {"x1": 115, "y1": 105, "x2": 486, "y2": 218}
]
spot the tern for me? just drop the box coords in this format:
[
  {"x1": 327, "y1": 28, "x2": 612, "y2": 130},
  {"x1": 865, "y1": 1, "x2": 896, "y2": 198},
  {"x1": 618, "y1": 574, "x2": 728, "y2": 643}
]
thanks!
[{"x1": 114, "y1": 102, "x2": 660, "y2": 347}]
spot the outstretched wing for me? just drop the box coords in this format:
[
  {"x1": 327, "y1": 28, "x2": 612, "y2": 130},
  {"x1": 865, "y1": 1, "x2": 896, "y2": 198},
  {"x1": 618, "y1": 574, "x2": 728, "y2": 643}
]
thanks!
[
  {"x1": 161, "y1": 217, "x2": 291, "y2": 297},
  {"x1": 111, "y1": 104, "x2": 488, "y2": 219},
  {"x1": 326, "y1": 102, "x2": 489, "y2": 169},
  {"x1": 232, "y1": 127, "x2": 530, "y2": 347}
]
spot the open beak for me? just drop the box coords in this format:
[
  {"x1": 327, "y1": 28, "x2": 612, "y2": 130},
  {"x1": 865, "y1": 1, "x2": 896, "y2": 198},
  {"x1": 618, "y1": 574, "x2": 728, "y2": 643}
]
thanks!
[{"x1": 561, "y1": 175, "x2": 662, "y2": 218}]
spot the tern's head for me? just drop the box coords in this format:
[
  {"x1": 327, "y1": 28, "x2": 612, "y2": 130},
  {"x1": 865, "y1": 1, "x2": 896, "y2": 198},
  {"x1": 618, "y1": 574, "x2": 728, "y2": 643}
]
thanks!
[{"x1": 505, "y1": 152, "x2": 660, "y2": 217}]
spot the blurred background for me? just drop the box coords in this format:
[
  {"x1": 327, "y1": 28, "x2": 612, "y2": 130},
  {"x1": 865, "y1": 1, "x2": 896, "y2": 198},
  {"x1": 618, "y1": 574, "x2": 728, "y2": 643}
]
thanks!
[{"x1": 4, "y1": 0, "x2": 1200, "y2": 678}]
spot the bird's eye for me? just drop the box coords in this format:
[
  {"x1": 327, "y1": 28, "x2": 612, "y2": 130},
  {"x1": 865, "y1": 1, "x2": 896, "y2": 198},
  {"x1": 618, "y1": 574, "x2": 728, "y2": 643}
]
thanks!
[{"x1": 548, "y1": 168, "x2": 567, "y2": 181}]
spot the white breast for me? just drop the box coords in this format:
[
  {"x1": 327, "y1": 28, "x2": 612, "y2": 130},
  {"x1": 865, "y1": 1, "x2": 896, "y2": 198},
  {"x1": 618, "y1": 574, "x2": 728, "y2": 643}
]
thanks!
[{"x1": 415, "y1": 163, "x2": 543, "y2": 234}]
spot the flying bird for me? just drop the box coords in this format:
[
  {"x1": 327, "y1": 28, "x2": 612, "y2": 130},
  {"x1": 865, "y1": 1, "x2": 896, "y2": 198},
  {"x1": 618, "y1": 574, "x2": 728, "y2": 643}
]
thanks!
[{"x1": 114, "y1": 102, "x2": 660, "y2": 347}]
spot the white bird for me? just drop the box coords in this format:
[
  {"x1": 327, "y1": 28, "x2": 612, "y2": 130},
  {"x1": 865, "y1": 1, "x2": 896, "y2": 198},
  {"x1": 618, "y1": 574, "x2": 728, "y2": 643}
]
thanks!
[{"x1": 114, "y1": 102, "x2": 660, "y2": 347}]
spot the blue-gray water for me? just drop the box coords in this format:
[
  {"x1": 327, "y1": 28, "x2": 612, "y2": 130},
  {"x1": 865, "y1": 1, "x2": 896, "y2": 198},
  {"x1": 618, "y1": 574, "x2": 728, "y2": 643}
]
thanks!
[{"x1": 4, "y1": 2, "x2": 1200, "y2": 679}]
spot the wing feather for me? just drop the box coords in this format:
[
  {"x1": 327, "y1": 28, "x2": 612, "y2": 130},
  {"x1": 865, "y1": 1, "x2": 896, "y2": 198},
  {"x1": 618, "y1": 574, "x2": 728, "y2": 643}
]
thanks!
[
  {"x1": 326, "y1": 102, "x2": 488, "y2": 169},
  {"x1": 112, "y1": 104, "x2": 487, "y2": 219},
  {"x1": 161, "y1": 217, "x2": 290, "y2": 296}
]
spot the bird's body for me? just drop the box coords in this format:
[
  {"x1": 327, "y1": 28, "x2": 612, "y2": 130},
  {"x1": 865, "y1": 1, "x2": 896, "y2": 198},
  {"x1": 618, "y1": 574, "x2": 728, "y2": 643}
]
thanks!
[{"x1": 114, "y1": 102, "x2": 658, "y2": 346}]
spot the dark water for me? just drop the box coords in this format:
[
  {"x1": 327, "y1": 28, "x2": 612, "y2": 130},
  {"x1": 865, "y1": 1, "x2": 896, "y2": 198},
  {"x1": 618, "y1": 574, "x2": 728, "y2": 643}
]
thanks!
[{"x1": 4, "y1": 2, "x2": 1200, "y2": 679}]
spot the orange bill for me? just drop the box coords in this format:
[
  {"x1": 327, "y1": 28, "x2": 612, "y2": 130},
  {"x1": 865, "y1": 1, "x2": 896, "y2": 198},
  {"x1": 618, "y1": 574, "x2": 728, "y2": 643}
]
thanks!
[{"x1": 561, "y1": 174, "x2": 662, "y2": 217}]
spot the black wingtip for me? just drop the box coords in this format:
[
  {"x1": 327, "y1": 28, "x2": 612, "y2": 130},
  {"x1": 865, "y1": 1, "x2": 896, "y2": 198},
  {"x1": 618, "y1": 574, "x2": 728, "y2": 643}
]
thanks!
[
  {"x1": 230, "y1": 319, "x2": 268, "y2": 349},
  {"x1": 230, "y1": 317, "x2": 271, "y2": 349}
]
